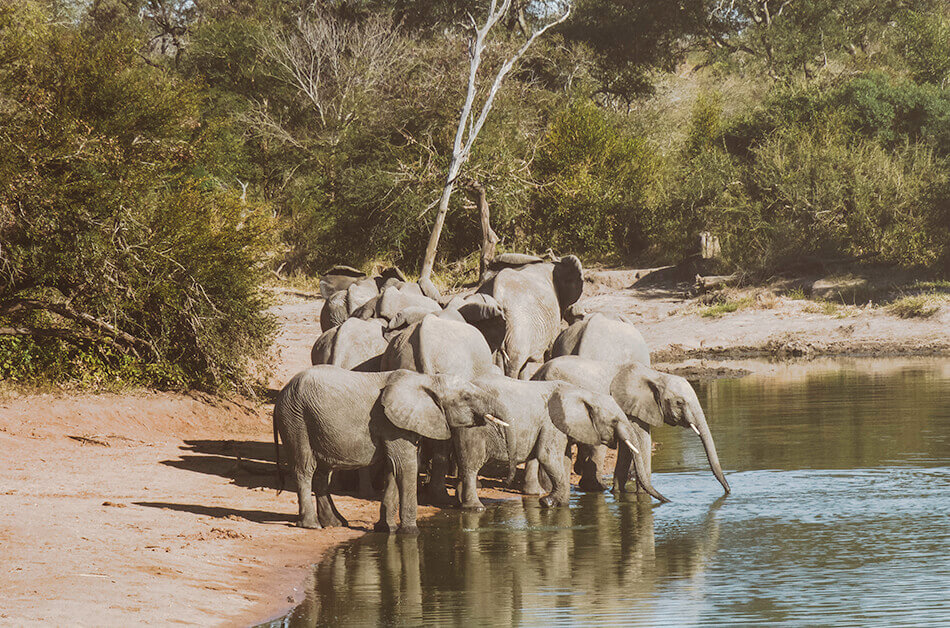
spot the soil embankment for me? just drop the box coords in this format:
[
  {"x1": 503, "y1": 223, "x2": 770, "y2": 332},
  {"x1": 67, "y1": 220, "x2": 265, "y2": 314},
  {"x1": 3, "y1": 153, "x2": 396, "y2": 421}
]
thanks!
[{"x1": 0, "y1": 272, "x2": 947, "y2": 625}]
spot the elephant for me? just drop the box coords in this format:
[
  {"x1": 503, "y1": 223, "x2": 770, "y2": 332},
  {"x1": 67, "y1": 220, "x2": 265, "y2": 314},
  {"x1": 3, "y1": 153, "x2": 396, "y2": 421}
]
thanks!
[
  {"x1": 272, "y1": 365, "x2": 505, "y2": 534},
  {"x1": 319, "y1": 266, "x2": 435, "y2": 331},
  {"x1": 310, "y1": 317, "x2": 388, "y2": 371},
  {"x1": 476, "y1": 254, "x2": 584, "y2": 378},
  {"x1": 551, "y1": 312, "x2": 651, "y2": 367},
  {"x1": 534, "y1": 356, "x2": 730, "y2": 496},
  {"x1": 318, "y1": 265, "x2": 367, "y2": 299},
  {"x1": 352, "y1": 285, "x2": 441, "y2": 324},
  {"x1": 381, "y1": 312, "x2": 500, "y2": 504},
  {"x1": 320, "y1": 276, "x2": 379, "y2": 331},
  {"x1": 549, "y1": 311, "x2": 652, "y2": 489},
  {"x1": 453, "y1": 375, "x2": 668, "y2": 511}
]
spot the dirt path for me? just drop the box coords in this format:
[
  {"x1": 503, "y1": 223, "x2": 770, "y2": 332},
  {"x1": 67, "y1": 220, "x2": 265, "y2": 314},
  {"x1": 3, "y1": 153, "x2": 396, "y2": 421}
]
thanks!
[{"x1": 0, "y1": 275, "x2": 946, "y2": 626}]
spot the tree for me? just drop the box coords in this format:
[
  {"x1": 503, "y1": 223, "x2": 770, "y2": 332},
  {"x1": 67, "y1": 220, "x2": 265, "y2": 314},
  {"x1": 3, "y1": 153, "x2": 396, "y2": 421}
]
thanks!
[{"x1": 417, "y1": 0, "x2": 571, "y2": 285}]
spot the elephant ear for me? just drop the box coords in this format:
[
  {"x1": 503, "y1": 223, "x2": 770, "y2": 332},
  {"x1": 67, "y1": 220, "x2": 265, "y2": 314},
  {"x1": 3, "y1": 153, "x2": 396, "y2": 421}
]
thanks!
[
  {"x1": 553, "y1": 255, "x2": 584, "y2": 315},
  {"x1": 548, "y1": 387, "x2": 614, "y2": 447},
  {"x1": 381, "y1": 371, "x2": 450, "y2": 441},
  {"x1": 611, "y1": 364, "x2": 665, "y2": 427},
  {"x1": 389, "y1": 307, "x2": 431, "y2": 330},
  {"x1": 457, "y1": 294, "x2": 506, "y2": 354},
  {"x1": 351, "y1": 296, "x2": 380, "y2": 320},
  {"x1": 376, "y1": 266, "x2": 407, "y2": 287}
]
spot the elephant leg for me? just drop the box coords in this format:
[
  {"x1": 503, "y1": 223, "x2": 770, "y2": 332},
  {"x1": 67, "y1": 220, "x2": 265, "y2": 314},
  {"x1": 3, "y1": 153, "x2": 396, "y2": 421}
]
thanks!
[
  {"x1": 538, "y1": 435, "x2": 571, "y2": 508},
  {"x1": 315, "y1": 470, "x2": 348, "y2": 528},
  {"x1": 388, "y1": 438, "x2": 421, "y2": 535},
  {"x1": 294, "y1": 462, "x2": 319, "y2": 529},
  {"x1": 375, "y1": 457, "x2": 398, "y2": 533},
  {"x1": 423, "y1": 440, "x2": 454, "y2": 506},
  {"x1": 454, "y1": 438, "x2": 486, "y2": 511},
  {"x1": 523, "y1": 458, "x2": 545, "y2": 495},
  {"x1": 577, "y1": 444, "x2": 609, "y2": 492},
  {"x1": 612, "y1": 443, "x2": 633, "y2": 493},
  {"x1": 358, "y1": 466, "x2": 377, "y2": 500}
]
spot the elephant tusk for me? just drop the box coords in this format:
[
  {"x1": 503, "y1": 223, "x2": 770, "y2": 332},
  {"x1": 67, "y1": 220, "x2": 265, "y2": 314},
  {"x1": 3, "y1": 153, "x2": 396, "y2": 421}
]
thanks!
[
  {"x1": 624, "y1": 439, "x2": 640, "y2": 456},
  {"x1": 485, "y1": 414, "x2": 510, "y2": 428},
  {"x1": 690, "y1": 423, "x2": 701, "y2": 436}
]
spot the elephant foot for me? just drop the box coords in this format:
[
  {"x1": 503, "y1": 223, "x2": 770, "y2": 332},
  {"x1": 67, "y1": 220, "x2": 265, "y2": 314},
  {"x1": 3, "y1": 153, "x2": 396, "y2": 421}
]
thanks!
[
  {"x1": 297, "y1": 517, "x2": 322, "y2": 530},
  {"x1": 397, "y1": 524, "x2": 419, "y2": 536},
  {"x1": 373, "y1": 520, "x2": 396, "y2": 533},
  {"x1": 539, "y1": 494, "x2": 564, "y2": 509},
  {"x1": 578, "y1": 475, "x2": 609, "y2": 492}
]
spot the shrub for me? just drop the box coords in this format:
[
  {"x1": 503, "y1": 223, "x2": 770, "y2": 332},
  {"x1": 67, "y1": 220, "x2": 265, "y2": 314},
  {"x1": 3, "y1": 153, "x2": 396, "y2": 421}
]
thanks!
[
  {"x1": 0, "y1": 8, "x2": 275, "y2": 392},
  {"x1": 527, "y1": 100, "x2": 656, "y2": 259}
]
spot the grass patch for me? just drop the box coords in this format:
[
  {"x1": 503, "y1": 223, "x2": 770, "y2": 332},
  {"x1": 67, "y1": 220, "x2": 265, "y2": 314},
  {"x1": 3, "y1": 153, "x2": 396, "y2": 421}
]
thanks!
[
  {"x1": 785, "y1": 287, "x2": 807, "y2": 300},
  {"x1": 701, "y1": 300, "x2": 744, "y2": 317},
  {"x1": 886, "y1": 295, "x2": 943, "y2": 318}
]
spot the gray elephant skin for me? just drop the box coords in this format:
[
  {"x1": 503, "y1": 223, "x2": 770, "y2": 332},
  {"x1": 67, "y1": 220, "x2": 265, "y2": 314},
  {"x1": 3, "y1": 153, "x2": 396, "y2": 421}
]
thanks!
[
  {"x1": 453, "y1": 375, "x2": 668, "y2": 512},
  {"x1": 551, "y1": 312, "x2": 651, "y2": 367},
  {"x1": 550, "y1": 311, "x2": 652, "y2": 489},
  {"x1": 310, "y1": 317, "x2": 388, "y2": 371},
  {"x1": 381, "y1": 313, "x2": 499, "y2": 504},
  {"x1": 272, "y1": 365, "x2": 500, "y2": 534},
  {"x1": 476, "y1": 254, "x2": 584, "y2": 378},
  {"x1": 535, "y1": 356, "x2": 730, "y2": 496}
]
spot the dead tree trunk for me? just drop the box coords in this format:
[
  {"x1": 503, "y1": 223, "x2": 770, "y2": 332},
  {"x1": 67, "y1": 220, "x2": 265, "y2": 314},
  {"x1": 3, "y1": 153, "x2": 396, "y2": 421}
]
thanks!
[
  {"x1": 463, "y1": 179, "x2": 498, "y2": 282},
  {"x1": 417, "y1": 0, "x2": 571, "y2": 284}
]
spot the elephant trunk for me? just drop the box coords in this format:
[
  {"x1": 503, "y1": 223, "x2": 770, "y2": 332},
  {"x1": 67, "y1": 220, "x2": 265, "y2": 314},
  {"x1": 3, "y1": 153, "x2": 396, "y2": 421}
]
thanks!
[
  {"x1": 689, "y1": 407, "x2": 730, "y2": 494},
  {"x1": 616, "y1": 423, "x2": 668, "y2": 503}
]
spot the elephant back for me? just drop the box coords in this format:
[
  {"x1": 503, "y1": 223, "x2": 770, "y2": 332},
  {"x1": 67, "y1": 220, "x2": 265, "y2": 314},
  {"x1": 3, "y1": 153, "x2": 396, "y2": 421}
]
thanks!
[
  {"x1": 552, "y1": 313, "x2": 650, "y2": 366},
  {"x1": 312, "y1": 318, "x2": 387, "y2": 371},
  {"x1": 382, "y1": 314, "x2": 494, "y2": 378}
]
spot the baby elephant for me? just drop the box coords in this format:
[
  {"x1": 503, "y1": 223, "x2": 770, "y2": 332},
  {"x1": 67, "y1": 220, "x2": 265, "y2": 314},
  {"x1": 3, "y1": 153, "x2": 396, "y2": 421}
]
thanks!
[
  {"x1": 273, "y1": 365, "x2": 503, "y2": 534},
  {"x1": 452, "y1": 375, "x2": 665, "y2": 511}
]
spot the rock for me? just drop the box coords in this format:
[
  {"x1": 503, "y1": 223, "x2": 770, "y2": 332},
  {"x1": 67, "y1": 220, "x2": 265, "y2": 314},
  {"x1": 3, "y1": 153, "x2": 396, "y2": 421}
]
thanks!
[{"x1": 810, "y1": 277, "x2": 870, "y2": 302}]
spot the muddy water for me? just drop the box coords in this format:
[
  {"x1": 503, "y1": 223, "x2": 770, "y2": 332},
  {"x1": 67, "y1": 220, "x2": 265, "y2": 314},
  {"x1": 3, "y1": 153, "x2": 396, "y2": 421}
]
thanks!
[{"x1": 266, "y1": 359, "x2": 950, "y2": 627}]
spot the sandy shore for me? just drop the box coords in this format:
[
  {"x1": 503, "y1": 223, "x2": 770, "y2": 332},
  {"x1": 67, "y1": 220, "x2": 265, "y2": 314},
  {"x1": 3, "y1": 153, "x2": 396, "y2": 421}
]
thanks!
[{"x1": 1, "y1": 273, "x2": 946, "y2": 626}]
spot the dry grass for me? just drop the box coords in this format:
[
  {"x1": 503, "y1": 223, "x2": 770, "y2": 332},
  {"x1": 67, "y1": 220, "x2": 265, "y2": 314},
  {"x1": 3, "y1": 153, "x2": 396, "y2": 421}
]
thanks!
[{"x1": 885, "y1": 294, "x2": 944, "y2": 319}]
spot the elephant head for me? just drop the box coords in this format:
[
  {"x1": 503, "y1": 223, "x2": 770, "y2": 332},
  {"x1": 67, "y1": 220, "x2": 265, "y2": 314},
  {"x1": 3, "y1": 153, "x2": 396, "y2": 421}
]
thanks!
[
  {"x1": 450, "y1": 293, "x2": 507, "y2": 354},
  {"x1": 611, "y1": 364, "x2": 730, "y2": 494},
  {"x1": 547, "y1": 386, "x2": 668, "y2": 502},
  {"x1": 553, "y1": 255, "x2": 584, "y2": 316},
  {"x1": 319, "y1": 265, "x2": 365, "y2": 299},
  {"x1": 380, "y1": 371, "x2": 503, "y2": 441}
]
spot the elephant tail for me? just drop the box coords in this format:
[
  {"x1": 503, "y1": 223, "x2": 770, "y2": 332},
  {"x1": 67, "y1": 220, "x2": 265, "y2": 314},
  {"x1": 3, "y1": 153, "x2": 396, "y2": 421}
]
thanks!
[{"x1": 273, "y1": 408, "x2": 284, "y2": 495}]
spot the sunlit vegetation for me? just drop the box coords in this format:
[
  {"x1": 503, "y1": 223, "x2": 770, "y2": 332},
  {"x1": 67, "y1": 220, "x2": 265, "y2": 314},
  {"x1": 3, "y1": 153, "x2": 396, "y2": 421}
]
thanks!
[{"x1": 1, "y1": 0, "x2": 948, "y2": 389}]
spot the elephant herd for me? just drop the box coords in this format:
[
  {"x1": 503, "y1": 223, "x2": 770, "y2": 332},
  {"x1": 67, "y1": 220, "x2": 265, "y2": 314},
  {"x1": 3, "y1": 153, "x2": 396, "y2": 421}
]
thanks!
[{"x1": 273, "y1": 253, "x2": 730, "y2": 535}]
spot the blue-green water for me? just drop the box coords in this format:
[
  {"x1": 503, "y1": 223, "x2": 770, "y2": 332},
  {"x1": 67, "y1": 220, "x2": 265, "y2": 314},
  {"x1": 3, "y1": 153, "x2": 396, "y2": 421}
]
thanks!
[{"x1": 267, "y1": 359, "x2": 950, "y2": 627}]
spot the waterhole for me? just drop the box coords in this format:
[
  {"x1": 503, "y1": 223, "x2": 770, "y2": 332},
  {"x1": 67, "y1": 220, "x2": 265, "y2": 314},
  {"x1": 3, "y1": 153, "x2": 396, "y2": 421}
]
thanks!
[{"x1": 264, "y1": 358, "x2": 950, "y2": 627}]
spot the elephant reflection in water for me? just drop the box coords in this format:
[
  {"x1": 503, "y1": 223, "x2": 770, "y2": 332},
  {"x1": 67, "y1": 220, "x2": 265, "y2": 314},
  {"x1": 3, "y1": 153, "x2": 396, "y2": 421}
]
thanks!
[{"x1": 283, "y1": 497, "x2": 725, "y2": 626}]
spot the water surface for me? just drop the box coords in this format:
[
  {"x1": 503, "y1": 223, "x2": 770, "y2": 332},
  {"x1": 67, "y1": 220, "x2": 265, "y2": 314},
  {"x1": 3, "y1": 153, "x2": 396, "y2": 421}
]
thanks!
[{"x1": 268, "y1": 359, "x2": 950, "y2": 627}]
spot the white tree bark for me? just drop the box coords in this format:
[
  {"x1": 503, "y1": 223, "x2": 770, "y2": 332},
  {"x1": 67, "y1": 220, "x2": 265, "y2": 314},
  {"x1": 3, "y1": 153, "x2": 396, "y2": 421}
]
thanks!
[{"x1": 418, "y1": 1, "x2": 571, "y2": 283}]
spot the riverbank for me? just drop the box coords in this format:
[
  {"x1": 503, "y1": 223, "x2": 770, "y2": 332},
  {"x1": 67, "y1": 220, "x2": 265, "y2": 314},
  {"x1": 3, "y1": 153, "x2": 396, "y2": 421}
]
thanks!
[{"x1": 0, "y1": 271, "x2": 947, "y2": 626}]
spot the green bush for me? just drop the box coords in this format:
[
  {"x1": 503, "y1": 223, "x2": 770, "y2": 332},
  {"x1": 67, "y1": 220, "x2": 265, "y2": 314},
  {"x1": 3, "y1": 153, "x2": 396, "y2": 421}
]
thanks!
[
  {"x1": 0, "y1": 6, "x2": 275, "y2": 392},
  {"x1": 527, "y1": 100, "x2": 655, "y2": 259}
]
